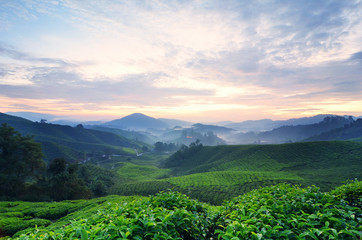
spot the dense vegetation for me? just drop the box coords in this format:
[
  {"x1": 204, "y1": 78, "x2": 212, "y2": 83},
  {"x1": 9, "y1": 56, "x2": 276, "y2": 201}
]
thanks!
[
  {"x1": 0, "y1": 113, "x2": 146, "y2": 162},
  {"x1": 110, "y1": 141, "x2": 362, "y2": 204},
  {"x1": 0, "y1": 181, "x2": 360, "y2": 239},
  {"x1": 0, "y1": 123, "x2": 121, "y2": 201}
]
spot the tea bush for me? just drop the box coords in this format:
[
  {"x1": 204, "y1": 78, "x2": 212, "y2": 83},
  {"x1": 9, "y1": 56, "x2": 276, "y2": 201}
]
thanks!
[
  {"x1": 12, "y1": 192, "x2": 214, "y2": 239},
  {"x1": 331, "y1": 180, "x2": 361, "y2": 208},
  {"x1": 216, "y1": 184, "x2": 361, "y2": 239},
  {"x1": 7, "y1": 181, "x2": 362, "y2": 240}
]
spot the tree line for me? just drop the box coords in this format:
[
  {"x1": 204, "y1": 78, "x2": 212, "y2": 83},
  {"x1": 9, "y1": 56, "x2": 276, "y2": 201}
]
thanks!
[{"x1": 0, "y1": 123, "x2": 118, "y2": 201}]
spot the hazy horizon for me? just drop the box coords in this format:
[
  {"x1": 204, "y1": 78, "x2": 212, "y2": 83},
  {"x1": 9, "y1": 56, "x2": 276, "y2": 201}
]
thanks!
[
  {"x1": 4, "y1": 110, "x2": 360, "y2": 124},
  {"x1": 1, "y1": 1, "x2": 362, "y2": 122}
]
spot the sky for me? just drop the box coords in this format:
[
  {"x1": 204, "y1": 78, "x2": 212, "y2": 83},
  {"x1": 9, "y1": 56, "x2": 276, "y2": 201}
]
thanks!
[{"x1": 0, "y1": 0, "x2": 362, "y2": 122}]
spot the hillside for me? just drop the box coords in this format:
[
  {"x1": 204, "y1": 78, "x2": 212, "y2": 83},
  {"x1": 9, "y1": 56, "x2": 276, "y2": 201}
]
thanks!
[
  {"x1": 305, "y1": 118, "x2": 362, "y2": 141},
  {"x1": 225, "y1": 114, "x2": 337, "y2": 131},
  {"x1": 192, "y1": 123, "x2": 235, "y2": 134},
  {"x1": 5, "y1": 111, "x2": 58, "y2": 122},
  {"x1": 158, "y1": 118, "x2": 193, "y2": 128},
  {"x1": 0, "y1": 113, "x2": 144, "y2": 162},
  {"x1": 89, "y1": 125, "x2": 156, "y2": 145},
  {"x1": 230, "y1": 116, "x2": 353, "y2": 144},
  {"x1": 112, "y1": 141, "x2": 362, "y2": 204},
  {"x1": 160, "y1": 128, "x2": 226, "y2": 146}
]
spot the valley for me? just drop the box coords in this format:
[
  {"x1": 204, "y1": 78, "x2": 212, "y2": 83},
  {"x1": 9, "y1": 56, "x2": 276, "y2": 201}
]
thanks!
[{"x1": 0, "y1": 112, "x2": 361, "y2": 238}]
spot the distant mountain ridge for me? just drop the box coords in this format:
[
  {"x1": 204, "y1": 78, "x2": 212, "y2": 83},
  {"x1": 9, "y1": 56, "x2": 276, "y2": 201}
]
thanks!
[
  {"x1": 192, "y1": 123, "x2": 235, "y2": 134},
  {"x1": 225, "y1": 114, "x2": 337, "y2": 132},
  {"x1": 5, "y1": 112, "x2": 361, "y2": 145},
  {"x1": 230, "y1": 116, "x2": 354, "y2": 144},
  {"x1": 5, "y1": 111, "x2": 104, "y2": 126},
  {"x1": 103, "y1": 113, "x2": 169, "y2": 130},
  {"x1": 158, "y1": 118, "x2": 193, "y2": 128},
  {"x1": 305, "y1": 118, "x2": 362, "y2": 142},
  {"x1": 5, "y1": 111, "x2": 58, "y2": 122}
]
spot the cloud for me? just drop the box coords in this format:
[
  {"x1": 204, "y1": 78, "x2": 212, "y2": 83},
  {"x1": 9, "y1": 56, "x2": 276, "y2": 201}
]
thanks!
[
  {"x1": 0, "y1": 0, "x2": 362, "y2": 120},
  {"x1": 0, "y1": 43, "x2": 72, "y2": 66},
  {"x1": 0, "y1": 67, "x2": 214, "y2": 106},
  {"x1": 350, "y1": 51, "x2": 362, "y2": 61}
]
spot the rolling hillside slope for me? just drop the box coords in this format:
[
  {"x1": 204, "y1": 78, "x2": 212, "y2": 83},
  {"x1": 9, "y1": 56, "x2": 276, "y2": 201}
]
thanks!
[
  {"x1": 112, "y1": 141, "x2": 362, "y2": 204},
  {"x1": 0, "y1": 113, "x2": 144, "y2": 162},
  {"x1": 230, "y1": 116, "x2": 353, "y2": 144},
  {"x1": 305, "y1": 118, "x2": 362, "y2": 141}
]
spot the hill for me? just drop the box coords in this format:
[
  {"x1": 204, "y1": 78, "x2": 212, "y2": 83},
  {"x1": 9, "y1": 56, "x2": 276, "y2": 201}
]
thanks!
[
  {"x1": 5, "y1": 111, "x2": 58, "y2": 122},
  {"x1": 192, "y1": 123, "x2": 235, "y2": 135},
  {"x1": 230, "y1": 116, "x2": 353, "y2": 144},
  {"x1": 158, "y1": 118, "x2": 193, "y2": 128},
  {"x1": 0, "y1": 113, "x2": 144, "y2": 162},
  {"x1": 89, "y1": 125, "x2": 156, "y2": 145},
  {"x1": 305, "y1": 118, "x2": 362, "y2": 141},
  {"x1": 225, "y1": 114, "x2": 338, "y2": 131},
  {"x1": 103, "y1": 113, "x2": 169, "y2": 130},
  {"x1": 112, "y1": 141, "x2": 362, "y2": 204},
  {"x1": 159, "y1": 128, "x2": 226, "y2": 146}
]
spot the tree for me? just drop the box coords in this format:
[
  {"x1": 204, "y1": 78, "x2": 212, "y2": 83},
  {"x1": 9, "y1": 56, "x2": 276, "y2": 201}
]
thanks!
[
  {"x1": 0, "y1": 123, "x2": 45, "y2": 198},
  {"x1": 47, "y1": 158, "x2": 91, "y2": 201},
  {"x1": 48, "y1": 157, "x2": 67, "y2": 175}
]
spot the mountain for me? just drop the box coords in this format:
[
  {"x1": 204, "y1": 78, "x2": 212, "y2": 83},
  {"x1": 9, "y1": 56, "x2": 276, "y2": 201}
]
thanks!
[
  {"x1": 159, "y1": 128, "x2": 226, "y2": 146},
  {"x1": 5, "y1": 111, "x2": 105, "y2": 127},
  {"x1": 225, "y1": 114, "x2": 338, "y2": 132},
  {"x1": 48, "y1": 120, "x2": 105, "y2": 126},
  {"x1": 5, "y1": 111, "x2": 57, "y2": 122},
  {"x1": 230, "y1": 116, "x2": 353, "y2": 144},
  {"x1": 225, "y1": 119, "x2": 276, "y2": 132},
  {"x1": 305, "y1": 118, "x2": 362, "y2": 141},
  {"x1": 0, "y1": 112, "x2": 144, "y2": 162},
  {"x1": 103, "y1": 113, "x2": 169, "y2": 130},
  {"x1": 90, "y1": 126, "x2": 157, "y2": 145},
  {"x1": 158, "y1": 118, "x2": 193, "y2": 128},
  {"x1": 192, "y1": 123, "x2": 235, "y2": 135}
]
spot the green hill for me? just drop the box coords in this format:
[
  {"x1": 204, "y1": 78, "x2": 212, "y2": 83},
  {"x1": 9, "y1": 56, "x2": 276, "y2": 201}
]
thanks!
[
  {"x1": 305, "y1": 118, "x2": 362, "y2": 141},
  {"x1": 0, "y1": 113, "x2": 145, "y2": 162},
  {"x1": 231, "y1": 116, "x2": 353, "y2": 144},
  {"x1": 112, "y1": 141, "x2": 362, "y2": 204}
]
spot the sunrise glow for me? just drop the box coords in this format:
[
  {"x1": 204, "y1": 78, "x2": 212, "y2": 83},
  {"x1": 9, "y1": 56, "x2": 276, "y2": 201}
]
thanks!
[{"x1": 1, "y1": 0, "x2": 361, "y2": 122}]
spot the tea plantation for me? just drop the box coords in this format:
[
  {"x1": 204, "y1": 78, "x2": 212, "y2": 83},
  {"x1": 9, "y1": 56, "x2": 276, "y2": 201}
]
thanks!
[
  {"x1": 0, "y1": 181, "x2": 361, "y2": 239},
  {"x1": 112, "y1": 141, "x2": 362, "y2": 204}
]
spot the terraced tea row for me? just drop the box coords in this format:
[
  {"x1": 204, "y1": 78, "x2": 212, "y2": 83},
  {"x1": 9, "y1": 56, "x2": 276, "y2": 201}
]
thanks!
[{"x1": 113, "y1": 170, "x2": 303, "y2": 204}]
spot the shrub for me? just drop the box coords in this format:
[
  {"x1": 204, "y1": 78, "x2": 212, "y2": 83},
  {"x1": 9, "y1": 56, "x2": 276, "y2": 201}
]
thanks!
[
  {"x1": 215, "y1": 183, "x2": 362, "y2": 239},
  {"x1": 13, "y1": 192, "x2": 213, "y2": 239},
  {"x1": 0, "y1": 218, "x2": 51, "y2": 236},
  {"x1": 331, "y1": 180, "x2": 361, "y2": 208}
]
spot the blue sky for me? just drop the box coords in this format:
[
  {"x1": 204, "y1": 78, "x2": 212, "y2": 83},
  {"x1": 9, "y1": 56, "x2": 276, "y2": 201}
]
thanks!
[{"x1": 0, "y1": 0, "x2": 361, "y2": 121}]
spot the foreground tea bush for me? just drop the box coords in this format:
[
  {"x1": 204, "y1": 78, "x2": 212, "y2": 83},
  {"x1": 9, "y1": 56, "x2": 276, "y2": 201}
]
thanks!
[
  {"x1": 12, "y1": 192, "x2": 213, "y2": 239},
  {"x1": 7, "y1": 181, "x2": 362, "y2": 239},
  {"x1": 216, "y1": 184, "x2": 361, "y2": 239},
  {"x1": 331, "y1": 180, "x2": 361, "y2": 208}
]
